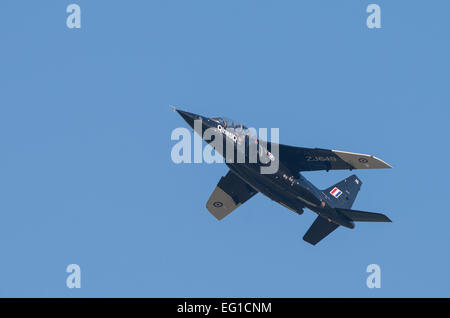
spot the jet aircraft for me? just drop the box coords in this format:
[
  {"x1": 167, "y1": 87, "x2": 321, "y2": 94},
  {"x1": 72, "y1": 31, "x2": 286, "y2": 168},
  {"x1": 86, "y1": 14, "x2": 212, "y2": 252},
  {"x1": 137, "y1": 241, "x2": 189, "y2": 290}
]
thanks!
[{"x1": 173, "y1": 108, "x2": 392, "y2": 245}]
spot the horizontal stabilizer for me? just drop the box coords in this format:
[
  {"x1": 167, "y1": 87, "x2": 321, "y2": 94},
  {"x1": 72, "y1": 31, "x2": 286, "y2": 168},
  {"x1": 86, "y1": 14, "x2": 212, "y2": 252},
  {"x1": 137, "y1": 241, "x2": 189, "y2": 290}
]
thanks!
[
  {"x1": 338, "y1": 208, "x2": 392, "y2": 222},
  {"x1": 303, "y1": 216, "x2": 339, "y2": 245}
]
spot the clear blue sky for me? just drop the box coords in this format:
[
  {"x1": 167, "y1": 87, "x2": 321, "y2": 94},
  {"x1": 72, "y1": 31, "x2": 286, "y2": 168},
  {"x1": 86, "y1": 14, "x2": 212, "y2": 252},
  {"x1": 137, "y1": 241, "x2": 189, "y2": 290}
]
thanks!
[{"x1": 1, "y1": 0, "x2": 449, "y2": 297}]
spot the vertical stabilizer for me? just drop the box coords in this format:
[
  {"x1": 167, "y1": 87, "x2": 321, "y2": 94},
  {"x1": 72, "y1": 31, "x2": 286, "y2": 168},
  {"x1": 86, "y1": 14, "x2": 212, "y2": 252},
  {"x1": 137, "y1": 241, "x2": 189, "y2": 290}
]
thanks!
[{"x1": 323, "y1": 175, "x2": 362, "y2": 209}]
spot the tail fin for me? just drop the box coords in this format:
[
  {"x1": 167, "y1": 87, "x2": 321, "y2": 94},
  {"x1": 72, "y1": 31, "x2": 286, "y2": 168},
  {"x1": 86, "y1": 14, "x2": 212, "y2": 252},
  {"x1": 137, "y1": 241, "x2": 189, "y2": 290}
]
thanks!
[
  {"x1": 323, "y1": 174, "x2": 362, "y2": 209},
  {"x1": 338, "y1": 208, "x2": 392, "y2": 222}
]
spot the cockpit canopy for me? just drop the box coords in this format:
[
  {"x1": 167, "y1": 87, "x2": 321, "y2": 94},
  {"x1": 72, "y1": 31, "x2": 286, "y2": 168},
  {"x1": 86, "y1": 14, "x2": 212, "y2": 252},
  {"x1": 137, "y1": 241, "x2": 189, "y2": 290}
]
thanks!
[
  {"x1": 211, "y1": 116, "x2": 258, "y2": 138},
  {"x1": 211, "y1": 117, "x2": 247, "y2": 130}
]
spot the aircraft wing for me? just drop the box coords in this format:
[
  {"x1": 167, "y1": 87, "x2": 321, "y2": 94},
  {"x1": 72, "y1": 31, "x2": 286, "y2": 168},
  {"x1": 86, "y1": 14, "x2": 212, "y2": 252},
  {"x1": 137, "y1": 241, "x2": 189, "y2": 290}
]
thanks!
[
  {"x1": 303, "y1": 216, "x2": 339, "y2": 245},
  {"x1": 206, "y1": 171, "x2": 258, "y2": 220},
  {"x1": 269, "y1": 143, "x2": 392, "y2": 172}
]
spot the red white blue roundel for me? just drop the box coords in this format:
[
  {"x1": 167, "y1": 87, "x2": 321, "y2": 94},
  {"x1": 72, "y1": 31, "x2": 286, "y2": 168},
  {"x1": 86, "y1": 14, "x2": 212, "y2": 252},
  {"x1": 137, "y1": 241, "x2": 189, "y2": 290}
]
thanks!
[{"x1": 330, "y1": 187, "x2": 343, "y2": 198}]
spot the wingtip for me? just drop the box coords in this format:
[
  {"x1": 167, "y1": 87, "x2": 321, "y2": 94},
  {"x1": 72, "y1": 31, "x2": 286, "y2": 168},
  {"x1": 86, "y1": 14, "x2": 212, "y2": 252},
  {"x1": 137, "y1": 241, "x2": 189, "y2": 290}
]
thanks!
[
  {"x1": 332, "y1": 150, "x2": 393, "y2": 170},
  {"x1": 373, "y1": 156, "x2": 393, "y2": 169},
  {"x1": 302, "y1": 236, "x2": 317, "y2": 246},
  {"x1": 381, "y1": 214, "x2": 392, "y2": 222}
]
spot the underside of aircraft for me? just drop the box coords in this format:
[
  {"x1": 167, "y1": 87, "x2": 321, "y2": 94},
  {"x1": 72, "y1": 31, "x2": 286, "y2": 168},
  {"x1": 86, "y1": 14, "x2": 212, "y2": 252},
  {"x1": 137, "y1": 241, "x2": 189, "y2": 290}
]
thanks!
[{"x1": 174, "y1": 108, "x2": 392, "y2": 245}]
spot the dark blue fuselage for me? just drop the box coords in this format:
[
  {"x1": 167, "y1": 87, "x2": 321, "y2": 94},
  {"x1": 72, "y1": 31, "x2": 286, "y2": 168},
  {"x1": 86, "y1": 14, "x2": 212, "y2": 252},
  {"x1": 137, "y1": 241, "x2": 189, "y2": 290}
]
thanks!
[{"x1": 176, "y1": 109, "x2": 355, "y2": 229}]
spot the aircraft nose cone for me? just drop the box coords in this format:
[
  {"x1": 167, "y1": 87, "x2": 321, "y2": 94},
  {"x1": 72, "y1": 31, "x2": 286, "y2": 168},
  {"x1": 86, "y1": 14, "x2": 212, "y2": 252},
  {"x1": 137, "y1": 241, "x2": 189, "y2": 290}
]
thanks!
[{"x1": 174, "y1": 109, "x2": 199, "y2": 129}]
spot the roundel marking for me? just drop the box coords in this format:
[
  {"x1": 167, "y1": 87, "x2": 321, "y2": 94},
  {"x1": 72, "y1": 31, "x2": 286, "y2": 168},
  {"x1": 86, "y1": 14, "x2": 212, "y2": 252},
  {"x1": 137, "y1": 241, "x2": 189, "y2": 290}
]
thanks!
[
  {"x1": 358, "y1": 158, "x2": 368, "y2": 163},
  {"x1": 213, "y1": 202, "x2": 223, "y2": 208}
]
